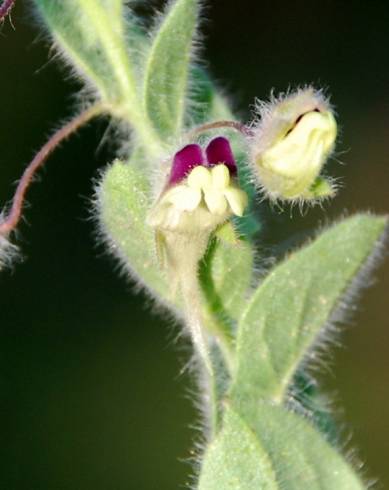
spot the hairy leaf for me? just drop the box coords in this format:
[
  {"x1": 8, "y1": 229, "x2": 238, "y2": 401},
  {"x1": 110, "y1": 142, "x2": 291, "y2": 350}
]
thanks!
[
  {"x1": 231, "y1": 214, "x2": 387, "y2": 404},
  {"x1": 198, "y1": 406, "x2": 278, "y2": 490},
  {"x1": 96, "y1": 156, "x2": 169, "y2": 301},
  {"x1": 34, "y1": 0, "x2": 139, "y2": 110},
  {"x1": 199, "y1": 402, "x2": 365, "y2": 489},
  {"x1": 144, "y1": 0, "x2": 199, "y2": 139}
]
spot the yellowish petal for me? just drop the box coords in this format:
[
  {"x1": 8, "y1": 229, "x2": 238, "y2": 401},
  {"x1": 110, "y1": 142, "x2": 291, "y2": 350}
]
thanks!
[
  {"x1": 211, "y1": 164, "x2": 230, "y2": 189},
  {"x1": 164, "y1": 185, "x2": 202, "y2": 211},
  {"x1": 204, "y1": 189, "x2": 228, "y2": 215},
  {"x1": 224, "y1": 187, "x2": 248, "y2": 217},
  {"x1": 187, "y1": 166, "x2": 212, "y2": 190}
]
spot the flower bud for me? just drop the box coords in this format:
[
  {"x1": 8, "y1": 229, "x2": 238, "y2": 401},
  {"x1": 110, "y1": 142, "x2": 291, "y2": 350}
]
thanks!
[
  {"x1": 250, "y1": 88, "x2": 337, "y2": 202},
  {"x1": 148, "y1": 137, "x2": 248, "y2": 234}
]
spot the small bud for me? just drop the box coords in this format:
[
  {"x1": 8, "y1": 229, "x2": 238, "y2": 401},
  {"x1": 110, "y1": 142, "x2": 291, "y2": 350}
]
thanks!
[
  {"x1": 250, "y1": 88, "x2": 337, "y2": 202},
  {"x1": 148, "y1": 137, "x2": 248, "y2": 233}
]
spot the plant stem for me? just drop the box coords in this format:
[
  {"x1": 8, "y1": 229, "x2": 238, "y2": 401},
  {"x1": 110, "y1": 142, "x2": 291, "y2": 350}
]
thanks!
[
  {"x1": 188, "y1": 120, "x2": 254, "y2": 139},
  {"x1": 0, "y1": 104, "x2": 104, "y2": 236},
  {"x1": 0, "y1": 0, "x2": 15, "y2": 21}
]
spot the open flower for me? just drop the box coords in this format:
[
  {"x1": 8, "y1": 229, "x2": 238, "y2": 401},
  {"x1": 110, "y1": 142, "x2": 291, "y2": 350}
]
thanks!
[
  {"x1": 148, "y1": 137, "x2": 248, "y2": 232},
  {"x1": 250, "y1": 88, "x2": 337, "y2": 202}
]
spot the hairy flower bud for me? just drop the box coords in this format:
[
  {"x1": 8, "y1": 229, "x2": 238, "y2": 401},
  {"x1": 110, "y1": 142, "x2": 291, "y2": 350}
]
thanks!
[{"x1": 250, "y1": 88, "x2": 337, "y2": 202}]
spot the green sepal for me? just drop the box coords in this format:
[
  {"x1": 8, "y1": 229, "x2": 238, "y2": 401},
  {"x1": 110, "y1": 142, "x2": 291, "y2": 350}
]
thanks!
[{"x1": 305, "y1": 176, "x2": 336, "y2": 199}]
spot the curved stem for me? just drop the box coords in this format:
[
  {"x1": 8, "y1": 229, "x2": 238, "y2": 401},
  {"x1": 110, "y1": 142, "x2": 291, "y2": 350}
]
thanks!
[
  {"x1": 188, "y1": 120, "x2": 254, "y2": 139},
  {"x1": 0, "y1": 104, "x2": 104, "y2": 235},
  {"x1": 0, "y1": 0, "x2": 15, "y2": 20}
]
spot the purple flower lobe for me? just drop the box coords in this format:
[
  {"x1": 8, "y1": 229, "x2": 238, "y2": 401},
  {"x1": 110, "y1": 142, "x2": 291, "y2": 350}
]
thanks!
[
  {"x1": 168, "y1": 144, "x2": 205, "y2": 185},
  {"x1": 206, "y1": 137, "x2": 237, "y2": 175}
]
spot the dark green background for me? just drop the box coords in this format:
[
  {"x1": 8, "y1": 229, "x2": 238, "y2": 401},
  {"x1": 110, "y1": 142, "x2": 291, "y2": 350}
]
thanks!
[{"x1": 0, "y1": 1, "x2": 388, "y2": 488}]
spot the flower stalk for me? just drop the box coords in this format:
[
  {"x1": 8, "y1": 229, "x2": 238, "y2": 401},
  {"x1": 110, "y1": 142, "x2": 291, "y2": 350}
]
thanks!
[{"x1": 0, "y1": 104, "x2": 104, "y2": 236}]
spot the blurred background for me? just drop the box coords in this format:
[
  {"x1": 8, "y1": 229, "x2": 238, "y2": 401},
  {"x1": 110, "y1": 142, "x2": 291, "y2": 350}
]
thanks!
[{"x1": 0, "y1": 0, "x2": 388, "y2": 488}]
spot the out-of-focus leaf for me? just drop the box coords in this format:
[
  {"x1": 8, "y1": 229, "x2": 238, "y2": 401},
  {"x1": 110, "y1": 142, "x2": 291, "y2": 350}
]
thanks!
[{"x1": 34, "y1": 0, "x2": 138, "y2": 110}]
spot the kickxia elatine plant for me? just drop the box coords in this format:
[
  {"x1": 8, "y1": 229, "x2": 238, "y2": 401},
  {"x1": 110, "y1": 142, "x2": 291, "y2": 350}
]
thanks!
[{"x1": 0, "y1": 1, "x2": 387, "y2": 488}]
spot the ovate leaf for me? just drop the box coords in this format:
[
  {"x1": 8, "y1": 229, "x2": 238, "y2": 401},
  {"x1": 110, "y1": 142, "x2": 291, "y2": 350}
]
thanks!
[
  {"x1": 34, "y1": 0, "x2": 138, "y2": 108},
  {"x1": 96, "y1": 155, "x2": 169, "y2": 300},
  {"x1": 234, "y1": 401, "x2": 364, "y2": 490},
  {"x1": 231, "y1": 214, "x2": 387, "y2": 404},
  {"x1": 144, "y1": 0, "x2": 199, "y2": 139},
  {"x1": 199, "y1": 402, "x2": 364, "y2": 489},
  {"x1": 198, "y1": 405, "x2": 278, "y2": 490}
]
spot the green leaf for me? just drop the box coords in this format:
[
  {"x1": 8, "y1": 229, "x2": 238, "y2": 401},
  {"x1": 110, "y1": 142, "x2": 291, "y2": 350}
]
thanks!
[
  {"x1": 231, "y1": 214, "x2": 387, "y2": 404},
  {"x1": 96, "y1": 154, "x2": 169, "y2": 300},
  {"x1": 198, "y1": 405, "x2": 278, "y2": 490},
  {"x1": 200, "y1": 235, "x2": 254, "y2": 328},
  {"x1": 199, "y1": 402, "x2": 364, "y2": 489},
  {"x1": 233, "y1": 402, "x2": 364, "y2": 489},
  {"x1": 144, "y1": 0, "x2": 199, "y2": 139},
  {"x1": 188, "y1": 66, "x2": 215, "y2": 125},
  {"x1": 34, "y1": 0, "x2": 139, "y2": 110}
]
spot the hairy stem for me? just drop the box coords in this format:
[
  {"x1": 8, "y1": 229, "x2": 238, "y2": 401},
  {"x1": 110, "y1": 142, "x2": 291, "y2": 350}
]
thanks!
[
  {"x1": 182, "y1": 276, "x2": 221, "y2": 436},
  {"x1": 188, "y1": 120, "x2": 254, "y2": 139},
  {"x1": 0, "y1": 0, "x2": 15, "y2": 20},
  {"x1": 163, "y1": 230, "x2": 229, "y2": 435},
  {"x1": 0, "y1": 104, "x2": 104, "y2": 235},
  {"x1": 0, "y1": 0, "x2": 15, "y2": 21}
]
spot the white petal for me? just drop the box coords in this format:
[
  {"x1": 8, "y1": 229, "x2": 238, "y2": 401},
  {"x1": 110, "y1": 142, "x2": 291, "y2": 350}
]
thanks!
[
  {"x1": 204, "y1": 189, "x2": 228, "y2": 215},
  {"x1": 224, "y1": 187, "x2": 248, "y2": 217}
]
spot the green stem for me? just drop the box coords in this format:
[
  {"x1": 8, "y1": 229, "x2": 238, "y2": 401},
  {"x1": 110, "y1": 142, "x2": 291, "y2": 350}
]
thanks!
[
  {"x1": 163, "y1": 230, "x2": 230, "y2": 436},
  {"x1": 202, "y1": 308, "x2": 235, "y2": 374}
]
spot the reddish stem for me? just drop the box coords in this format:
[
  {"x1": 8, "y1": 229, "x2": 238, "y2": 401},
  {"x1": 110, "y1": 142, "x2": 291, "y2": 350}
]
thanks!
[
  {"x1": 0, "y1": 0, "x2": 15, "y2": 20},
  {"x1": 188, "y1": 120, "x2": 254, "y2": 139},
  {"x1": 0, "y1": 105, "x2": 103, "y2": 235}
]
